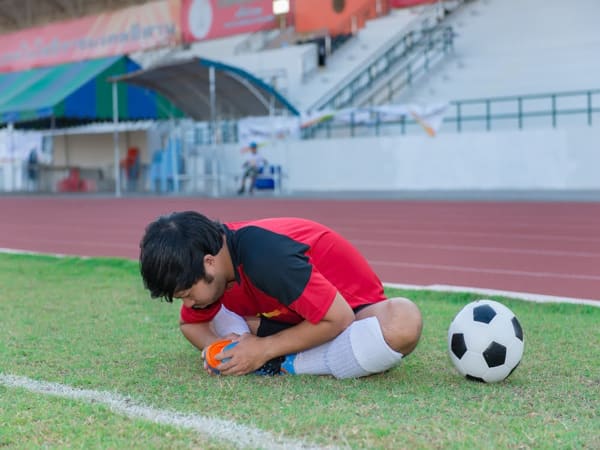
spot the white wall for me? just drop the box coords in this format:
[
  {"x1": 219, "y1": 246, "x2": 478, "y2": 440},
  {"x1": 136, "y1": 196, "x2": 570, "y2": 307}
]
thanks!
[
  {"x1": 216, "y1": 126, "x2": 600, "y2": 193},
  {"x1": 52, "y1": 131, "x2": 148, "y2": 172}
]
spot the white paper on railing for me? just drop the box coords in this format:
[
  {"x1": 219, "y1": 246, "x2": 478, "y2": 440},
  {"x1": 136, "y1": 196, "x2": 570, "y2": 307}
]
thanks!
[
  {"x1": 378, "y1": 103, "x2": 449, "y2": 136},
  {"x1": 238, "y1": 102, "x2": 450, "y2": 142},
  {"x1": 300, "y1": 103, "x2": 449, "y2": 136},
  {"x1": 238, "y1": 115, "x2": 301, "y2": 146}
]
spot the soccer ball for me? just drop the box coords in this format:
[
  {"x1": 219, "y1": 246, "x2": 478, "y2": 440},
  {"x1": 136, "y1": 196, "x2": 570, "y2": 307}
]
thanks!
[{"x1": 448, "y1": 299, "x2": 524, "y2": 383}]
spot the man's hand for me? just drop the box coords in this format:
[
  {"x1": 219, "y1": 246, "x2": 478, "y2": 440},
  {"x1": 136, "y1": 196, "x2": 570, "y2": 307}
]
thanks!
[{"x1": 212, "y1": 334, "x2": 270, "y2": 376}]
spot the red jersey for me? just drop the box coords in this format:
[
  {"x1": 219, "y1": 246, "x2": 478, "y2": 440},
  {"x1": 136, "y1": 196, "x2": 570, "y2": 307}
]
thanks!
[{"x1": 180, "y1": 218, "x2": 385, "y2": 325}]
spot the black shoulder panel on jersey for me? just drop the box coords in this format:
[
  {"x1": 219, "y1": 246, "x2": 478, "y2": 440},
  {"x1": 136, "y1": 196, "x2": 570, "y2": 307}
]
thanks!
[{"x1": 234, "y1": 226, "x2": 311, "y2": 306}]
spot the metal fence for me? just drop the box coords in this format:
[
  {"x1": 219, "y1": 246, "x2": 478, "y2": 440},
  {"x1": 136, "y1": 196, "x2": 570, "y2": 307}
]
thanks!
[
  {"x1": 317, "y1": 25, "x2": 455, "y2": 111},
  {"x1": 302, "y1": 89, "x2": 600, "y2": 139}
]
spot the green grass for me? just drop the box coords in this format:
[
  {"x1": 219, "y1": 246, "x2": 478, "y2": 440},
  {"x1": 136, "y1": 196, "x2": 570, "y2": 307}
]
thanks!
[{"x1": 1, "y1": 253, "x2": 598, "y2": 449}]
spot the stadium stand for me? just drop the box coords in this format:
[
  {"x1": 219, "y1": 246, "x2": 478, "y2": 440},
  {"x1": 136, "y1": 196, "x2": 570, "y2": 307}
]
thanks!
[{"x1": 396, "y1": 0, "x2": 600, "y2": 104}]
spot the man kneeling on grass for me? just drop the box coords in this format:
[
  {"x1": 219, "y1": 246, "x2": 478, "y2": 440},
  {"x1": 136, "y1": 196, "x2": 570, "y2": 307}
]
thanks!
[{"x1": 139, "y1": 211, "x2": 423, "y2": 378}]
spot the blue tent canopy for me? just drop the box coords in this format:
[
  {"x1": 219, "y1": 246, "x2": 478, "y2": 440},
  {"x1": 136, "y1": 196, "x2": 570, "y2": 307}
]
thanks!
[{"x1": 0, "y1": 55, "x2": 184, "y2": 128}]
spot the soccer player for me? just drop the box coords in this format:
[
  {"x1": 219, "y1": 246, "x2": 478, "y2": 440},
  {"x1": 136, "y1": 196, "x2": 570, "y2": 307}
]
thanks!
[{"x1": 140, "y1": 211, "x2": 423, "y2": 378}]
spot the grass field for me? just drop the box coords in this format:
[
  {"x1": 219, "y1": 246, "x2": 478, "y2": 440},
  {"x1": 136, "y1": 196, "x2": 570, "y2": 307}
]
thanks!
[{"x1": 1, "y1": 253, "x2": 598, "y2": 449}]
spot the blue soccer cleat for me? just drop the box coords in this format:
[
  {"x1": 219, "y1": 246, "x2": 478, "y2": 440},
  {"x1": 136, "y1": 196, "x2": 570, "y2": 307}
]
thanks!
[{"x1": 253, "y1": 354, "x2": 296, "y2": 376}]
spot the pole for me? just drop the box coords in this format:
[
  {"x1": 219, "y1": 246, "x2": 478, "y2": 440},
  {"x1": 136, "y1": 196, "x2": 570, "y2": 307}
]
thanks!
[
  {"x1": 112, "y1": 82, "x2": 121, "y2": 197},
  {"x1": 8, "y1": 122, "x2": 15, "y2": 192},
  {"x1": 209, "y1": 65, "x2": 220, "y2": 196}
]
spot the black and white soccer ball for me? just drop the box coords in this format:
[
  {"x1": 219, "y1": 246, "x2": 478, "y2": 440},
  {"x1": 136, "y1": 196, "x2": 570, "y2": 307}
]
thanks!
[{"x1": 448, "y1": 299, "x2": 524, "y2": 383}]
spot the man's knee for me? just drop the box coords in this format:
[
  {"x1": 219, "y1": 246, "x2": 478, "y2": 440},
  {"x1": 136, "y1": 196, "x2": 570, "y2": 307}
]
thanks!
[
  {"x1": 360, "y1": 297, "x2": 423, "y2": 356},
  {"x1": 386, "y1": 298, "x2": 423, "y2": 355}
]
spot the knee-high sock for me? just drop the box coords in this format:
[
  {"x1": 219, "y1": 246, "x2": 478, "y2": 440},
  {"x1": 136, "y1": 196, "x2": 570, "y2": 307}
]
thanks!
[
  {"x1": 292, "y1": 317, "x2": 404, "y2": 378},
  {"x1": 326, "y1": 316, "x2": 403, "y2": 378},
  {"x1": 211, "y1": 305, "x2": 250, "y2": 337},
  {"x1": 285, "y1": 342, "x2": 330, "y2": 375}
]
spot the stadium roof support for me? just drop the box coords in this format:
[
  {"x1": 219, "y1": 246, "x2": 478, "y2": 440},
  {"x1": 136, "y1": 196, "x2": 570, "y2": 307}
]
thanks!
[{"x1": 109, "y1": 57, "x2": 300, "y2": 121}]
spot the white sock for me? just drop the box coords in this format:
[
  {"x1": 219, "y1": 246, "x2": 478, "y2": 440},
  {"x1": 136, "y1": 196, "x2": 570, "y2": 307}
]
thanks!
[
  {"x1": 325, "y1": 317, "x2": 404, "y2": 379},
  {"x1": 324, "y1": 324, "x2": 367, "y2": 378},
  {"x1": 288, "y1": 342, "x2": 330, "y2": 375},
  {"x1": 211, "y1": 305, "x2": 250, "y2": 337}
]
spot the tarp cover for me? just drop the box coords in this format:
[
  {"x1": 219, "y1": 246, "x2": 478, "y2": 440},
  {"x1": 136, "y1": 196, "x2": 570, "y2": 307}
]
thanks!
[
  {"x1": 111, "y1": 57, "x2": 299, "y2": 121},
  {"x1": 0, "y1": 55, "x2": 184, "y2": 127}
]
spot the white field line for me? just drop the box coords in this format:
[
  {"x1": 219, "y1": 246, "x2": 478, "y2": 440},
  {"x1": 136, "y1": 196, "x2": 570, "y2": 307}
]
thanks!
[
  {"x1": 1, "y1": 248, "x2": 595, "y2": 450},
  {"x1": 0, "y1": 374, "x2": 328, "y2": 450},
  {"x1": 0, "y1": 247, "x2": 73, "y2": 258},
  {"x1": 384, "y1": 282, "x2": 600, "y2": 307}
]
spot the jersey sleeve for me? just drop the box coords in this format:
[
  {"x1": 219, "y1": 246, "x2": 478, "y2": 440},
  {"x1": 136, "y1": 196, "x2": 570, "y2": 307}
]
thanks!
[
  {"x1": 287, "y1": 263, "x2": 338, "y2": 324},
  {"x1": 180, "y1": 300, "x2": 221, "y2": 324},
  {"x1": 237, "y1": 226, "x2": 338, "y2": 324}
]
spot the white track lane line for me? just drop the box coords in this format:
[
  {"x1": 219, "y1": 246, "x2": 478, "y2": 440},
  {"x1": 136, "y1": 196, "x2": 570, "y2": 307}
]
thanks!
[
  {"x1": 371, "y1": 260, "x2": 600, "y2": 281},
  {"x1": 0, "y1": 374, "x2": 326, "y2": 450},
  {"x1": 350, "y1": 238, "x2": 600, "y2": 258},
  {"x1": 383, "y1": 282, "x2": 599, "y2": 307},
  {"x1": 337, "y1": 225, "x2": 600, "y2": 243}
]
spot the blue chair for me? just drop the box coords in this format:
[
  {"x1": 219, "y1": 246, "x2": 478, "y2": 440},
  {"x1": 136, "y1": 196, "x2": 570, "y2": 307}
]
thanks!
[{"x1": 254, "y1": 165, "x2": 282, "y2": 191}]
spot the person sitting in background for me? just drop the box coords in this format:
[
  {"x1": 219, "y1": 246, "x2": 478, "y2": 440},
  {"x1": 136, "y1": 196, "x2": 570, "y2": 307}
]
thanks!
[{"x1": 237, "y1": 142, "x2": 266, "y2": 195}]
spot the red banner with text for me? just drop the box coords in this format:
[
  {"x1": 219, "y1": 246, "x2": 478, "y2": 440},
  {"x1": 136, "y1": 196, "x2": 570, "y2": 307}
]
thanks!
[
  {"x1": 294, "y1": 0, "x2": 388, "y2": 36},
  {"x1": 181, "y1": 0, "x2": 278, "y2": 43},
  {"x1": 0, "y1": 0, "x2": 181, "y2": 73}
]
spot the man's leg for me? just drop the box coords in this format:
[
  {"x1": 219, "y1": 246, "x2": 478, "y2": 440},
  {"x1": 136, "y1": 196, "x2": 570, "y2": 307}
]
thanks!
[
  {"x1": 354, "y1": 297, "x2": 423, "y2": 356},
  {"x1": 238, "y1": 176, "x2": 246, "y2": 194},
  {"x1": 211, "y1": 305, "x2": 251, "y2": 337},
  {"x1": 248, "y1": 168, "x2": 259, "y2": 194},
  {"x1": 209, "y1": 298, "x2": 422, "y2": 378},
  {"x1": 320, "y1": 297, "x2": 422, "y2": 378},
  {"x1": 262, "y1": 297, "x2": 423, "y2": 378}
]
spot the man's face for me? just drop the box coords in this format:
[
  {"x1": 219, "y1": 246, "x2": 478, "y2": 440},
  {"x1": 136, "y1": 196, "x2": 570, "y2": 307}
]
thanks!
[{"x1": 174, "y1": 254, "x2": 233, "y2": 309}]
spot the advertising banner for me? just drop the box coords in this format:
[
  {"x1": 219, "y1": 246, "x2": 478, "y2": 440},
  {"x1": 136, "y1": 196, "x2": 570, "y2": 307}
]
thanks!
[
  {"x1": 294, "y1": 0, "x2": 384, "y2": 36},
  {"x1": 182, "y1": 0, "x2": 277, "y2": 43},
  {"x1": 0, "y1": 0, "x2": 181, "y2": 73}
]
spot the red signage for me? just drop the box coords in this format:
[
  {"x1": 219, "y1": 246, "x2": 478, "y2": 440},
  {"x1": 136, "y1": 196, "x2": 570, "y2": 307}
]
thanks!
[
  {"x1": 182, "y1": 0, "x2": 277, "y2": 43},
  {"x1": 294, "y1": 0, "x2": 386, "y2": 36},
  {"x1": 0, "y1": 0, "x2": 181, "y2": 73}
]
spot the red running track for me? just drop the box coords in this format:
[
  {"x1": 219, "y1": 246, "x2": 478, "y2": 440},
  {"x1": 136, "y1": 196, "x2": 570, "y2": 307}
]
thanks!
[{"x1": 1, "y1": 196, "x2": 599, "y2": 302}]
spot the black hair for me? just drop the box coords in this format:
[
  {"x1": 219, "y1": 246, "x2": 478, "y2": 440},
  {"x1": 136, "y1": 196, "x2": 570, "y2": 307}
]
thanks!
[{"x1": 139, "y1": 211, "x2": 224, "y2": 302}]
